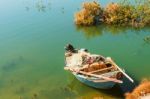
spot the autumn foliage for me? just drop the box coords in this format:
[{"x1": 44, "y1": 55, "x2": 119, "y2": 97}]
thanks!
[
  {"x1": 74, "y1": 1, "x2": 150, "y2": 27},
  {"x1": 74, "y1": 1, "x2": 102, "y2": 26},
  {"x1": 125, "y1": 79, "x2": 150, "y2": 99}
]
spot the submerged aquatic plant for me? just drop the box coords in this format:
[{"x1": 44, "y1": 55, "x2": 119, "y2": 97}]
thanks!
[
  {"x1": 74, "y1": 0, "x2": 150, "y2": 27},
  {"x1": 144, "y1": 36, "x2": 150, "y2": 44}
]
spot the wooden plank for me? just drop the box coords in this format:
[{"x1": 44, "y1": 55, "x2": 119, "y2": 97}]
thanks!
[
  {"x1": 89, "y1": 66, "x2": 114, "y2": 74},
  {"x1": 91, "y1": 79, "x2": 109, "y2": 83},
  {"x1": 64, "y1": 66, "x2": 123, "y2": 83}
]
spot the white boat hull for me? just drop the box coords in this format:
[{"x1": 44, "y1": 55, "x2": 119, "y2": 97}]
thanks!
[{"x1": 73, "y1": 71, "x2": 120, "y2": 89}]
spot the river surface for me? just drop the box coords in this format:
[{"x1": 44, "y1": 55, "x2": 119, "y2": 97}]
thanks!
[{"x1": 0, "y1": 0, "x2": 150, "y2": 99}]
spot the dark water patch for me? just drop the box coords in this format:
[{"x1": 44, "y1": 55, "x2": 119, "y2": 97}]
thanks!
[
  {"x1": 2, "y1": 56, "x2": 24, "y2": 71},
  {"x1": 2, "y1": 62, "x2": 17, "y2": 71},
  {"x1": 15, "y1": 86, "x2": 30, "y2": 95},
  {"x1": 61, "y1": 8, "x2": 65, "y2": 14},
  {"x1": 30, "y1": 93, "x2": 38, "y2": 99},
  {"x1": 39, "y1": 87, "x2": 76, "y2": 99},
  {"x1": 118, "y1": 77, "x2": 137, "y2": 94},
  {"x1": 91, "y1": 87, "x2": 123, "y2": 98},
  {"x1": 25, "y1": 6, "x2": 30, "y2": 11},
  {"x1": 143, "y1": 35, "x2": 150, "y2": 44}
]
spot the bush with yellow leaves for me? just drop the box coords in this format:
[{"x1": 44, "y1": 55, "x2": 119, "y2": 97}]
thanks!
[
  {"x1": 74, "y1": 1, "x2": 150, "y2": 27},
  {"x1": 104, "y1": 3, "x2": 134, "y2": 26},
  {"x1": 74, "y1": 1, "x2": 102, "y2": 26},
  {"x1": 125, "y1": 79, "x2": 150, "y2": 99}
]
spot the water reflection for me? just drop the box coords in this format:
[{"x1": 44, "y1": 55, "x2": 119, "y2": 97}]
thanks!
[
  {"x1": 76, "y1": 25, "x2": 103, "y2": 39},
  {"x1": 76, "y1": 25, "x2": 150, "y2": 39}
]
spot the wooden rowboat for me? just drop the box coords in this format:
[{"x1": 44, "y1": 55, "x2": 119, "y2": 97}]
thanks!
[{"x1": 64, "y1": 44, "x2": 134, "y2": 89}]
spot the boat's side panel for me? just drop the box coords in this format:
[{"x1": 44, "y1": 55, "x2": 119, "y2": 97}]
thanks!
[{"x1": 74, "y1": 74, "x2": 116, "y2": 89}]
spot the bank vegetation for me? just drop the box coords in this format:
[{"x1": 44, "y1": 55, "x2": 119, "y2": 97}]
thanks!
[{"x1": 74, "y1": 1, "x2": 150, "y2": 27}]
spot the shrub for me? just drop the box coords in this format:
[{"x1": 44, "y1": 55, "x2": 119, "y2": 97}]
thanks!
[
  {"x1": 74, "y1": 1, "x2": 102, "y2": 26},
  {"x1": 104, "y1": 3, "x2": 133, "y2": 26},
  {"x1": 74, "y1": 1, "x2": 150, "y2": 27}
]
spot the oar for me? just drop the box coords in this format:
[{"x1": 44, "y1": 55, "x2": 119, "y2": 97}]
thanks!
[
  {"x1": 64, "y1": 66, "x2": 123, "y2": 84},
  {"x1": 107, "y1": 57, "x2": 134, "y2": 83},
  {"x1": 89, "y1": 66, "x2": 114, "y2": 74}
]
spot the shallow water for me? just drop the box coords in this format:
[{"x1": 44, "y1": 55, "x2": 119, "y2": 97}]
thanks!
[{"x1": 0, "y1": 0, "x2": 150, "y2": 99}]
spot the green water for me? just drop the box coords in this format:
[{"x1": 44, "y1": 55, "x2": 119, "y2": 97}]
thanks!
[{"x1": 0, "y1": 0, "x2": 150, "y2": 99}]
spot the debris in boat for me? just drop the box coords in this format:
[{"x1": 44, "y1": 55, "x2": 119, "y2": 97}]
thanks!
[
  {"x1": 65, "y1": 44, "x2": 108, "y2": 72},
  {"x1": 64, "y1": 44, "x2": 134, "y2": 89},
  {"x1": 125, "y1": 79, "x2": 150, "y2": 99}
]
